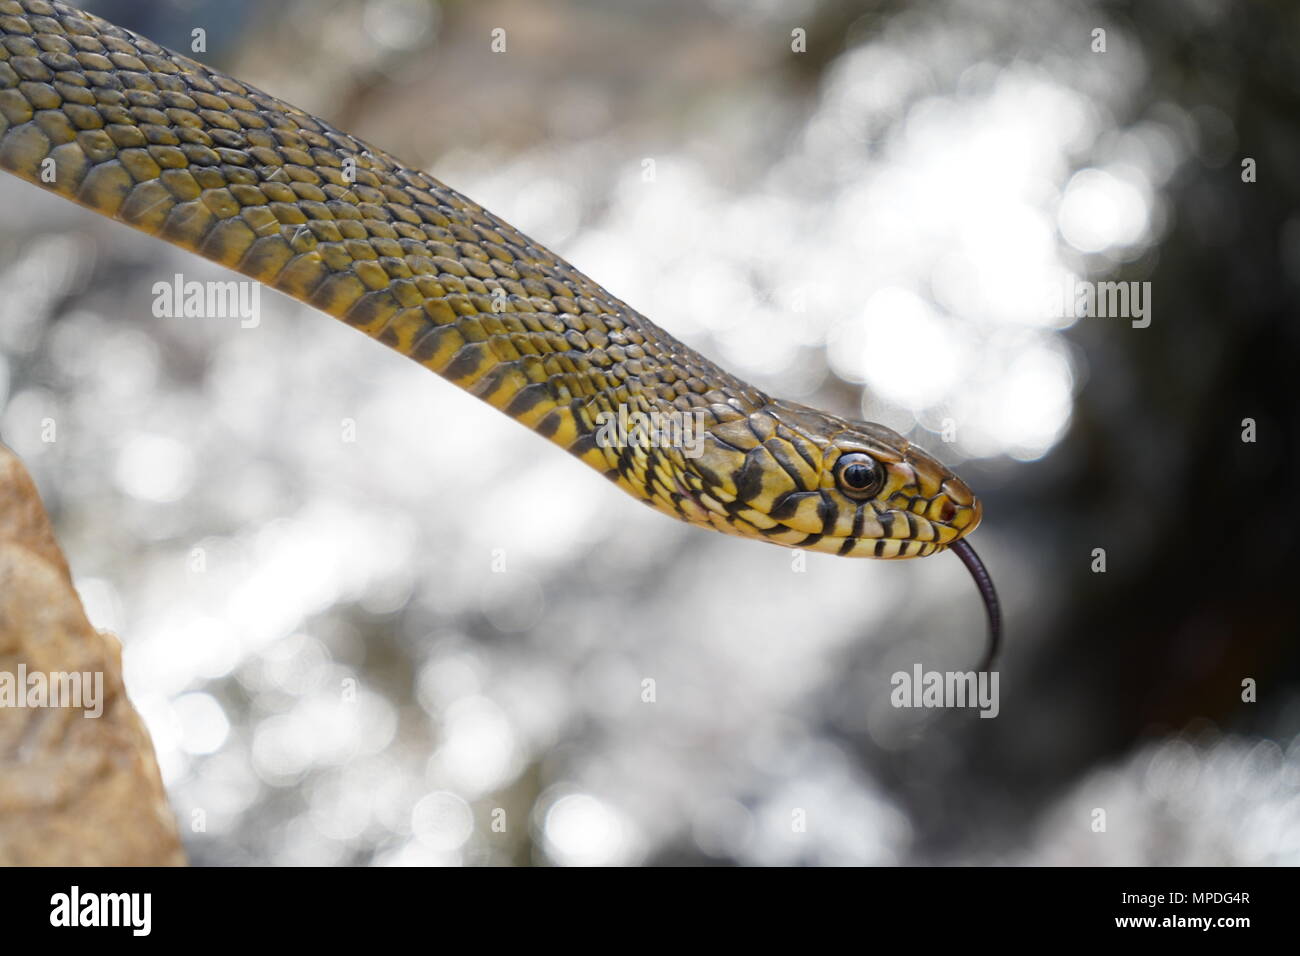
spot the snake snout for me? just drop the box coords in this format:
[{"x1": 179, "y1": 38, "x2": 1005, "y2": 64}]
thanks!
[
  {"x1": 945, "y1": 485, "x2": 983, "y2": 537},
  {"x1": 925, "y1": 473, "x2": 979, "y2": 535},
  {"x1": 900, "y1": 455, "x2": 982, "y2": 543}
]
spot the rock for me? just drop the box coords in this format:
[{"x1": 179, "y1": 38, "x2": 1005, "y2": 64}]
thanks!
[{"x1": 0, "y1": 444, "x2": 185, "y2": 865}]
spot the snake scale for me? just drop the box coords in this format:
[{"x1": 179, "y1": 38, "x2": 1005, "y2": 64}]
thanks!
[{"x1": 0, "y1": 0, "x2": 1001, "y2": 667}]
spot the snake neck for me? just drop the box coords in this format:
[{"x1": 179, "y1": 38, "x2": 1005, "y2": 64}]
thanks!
[{"x1": 0, "y1": 0, "x2": 772, "y2": 486}]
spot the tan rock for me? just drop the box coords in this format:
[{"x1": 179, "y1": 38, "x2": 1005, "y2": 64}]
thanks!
[{"x1": 0, "y1": 444, "x2": 185, "y2": 865}]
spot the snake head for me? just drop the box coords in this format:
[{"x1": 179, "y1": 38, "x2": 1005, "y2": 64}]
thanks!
[{"x1": 669, "y1": 401, "x2": 981, "y2": 559}]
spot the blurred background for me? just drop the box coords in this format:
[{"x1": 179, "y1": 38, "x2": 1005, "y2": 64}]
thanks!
[{"x1": 1, "y1": 0, "x2": 1297, "y2": 865}]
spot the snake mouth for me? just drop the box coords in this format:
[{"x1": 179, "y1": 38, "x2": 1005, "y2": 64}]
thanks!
[{"x1": 788, "y1": 492, "x2": 979, "y2": 559}]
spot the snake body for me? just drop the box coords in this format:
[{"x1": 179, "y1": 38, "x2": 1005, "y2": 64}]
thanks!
[{"x1": 0, "y1": 1, "x2": 999, "y2": 658}]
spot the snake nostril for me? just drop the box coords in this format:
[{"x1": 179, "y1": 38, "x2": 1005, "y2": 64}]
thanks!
[{"x1": 939, "y1": 499, "x2": 957, "y2": 522}]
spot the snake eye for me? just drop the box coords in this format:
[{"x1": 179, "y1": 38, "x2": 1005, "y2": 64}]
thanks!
[{"x1": 834, "y1": 452, "x2": 884, "y2": 499}]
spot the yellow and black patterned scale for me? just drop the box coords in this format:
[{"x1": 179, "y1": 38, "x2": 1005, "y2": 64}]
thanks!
[{"x1": 0, "y1": 0, "x2": 1001, "y2": 664}]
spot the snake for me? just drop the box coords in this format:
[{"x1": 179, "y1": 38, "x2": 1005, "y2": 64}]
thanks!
[{"x1": 0, "y1": 0, "x2": 1001, "y2": 668}]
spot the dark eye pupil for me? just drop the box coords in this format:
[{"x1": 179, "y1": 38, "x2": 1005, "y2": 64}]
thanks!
[{"x1": 844, "y1": 463, "x2": 874, "y2": 488}]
